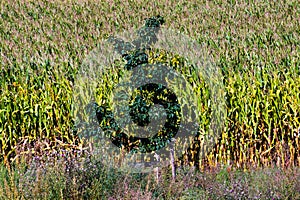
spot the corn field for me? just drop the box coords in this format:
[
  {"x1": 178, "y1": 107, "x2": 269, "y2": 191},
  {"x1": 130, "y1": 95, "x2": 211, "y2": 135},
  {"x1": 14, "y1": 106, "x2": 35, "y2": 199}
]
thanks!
[{"x1": 0, "y1": 0, "x2": 299, "y2": 170}]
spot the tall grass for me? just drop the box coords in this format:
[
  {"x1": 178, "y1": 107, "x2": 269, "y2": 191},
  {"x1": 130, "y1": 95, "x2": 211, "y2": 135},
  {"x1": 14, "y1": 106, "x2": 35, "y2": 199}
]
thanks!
[{"x1": 0, "y1": 149, "x2": 299, "y2": 199}]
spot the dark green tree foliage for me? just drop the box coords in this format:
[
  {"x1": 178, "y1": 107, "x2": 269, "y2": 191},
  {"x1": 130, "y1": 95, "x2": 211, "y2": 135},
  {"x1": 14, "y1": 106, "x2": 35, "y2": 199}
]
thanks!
[{"x1": 90, "y1": 16, "x2": 182, "y2": 153}]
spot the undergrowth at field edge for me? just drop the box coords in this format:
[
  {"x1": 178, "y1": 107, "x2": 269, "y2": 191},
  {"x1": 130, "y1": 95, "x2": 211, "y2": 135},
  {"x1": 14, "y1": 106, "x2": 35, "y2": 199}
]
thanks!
[{"x1": 0, "y1": 146, "x2": 299, "y2": 199}]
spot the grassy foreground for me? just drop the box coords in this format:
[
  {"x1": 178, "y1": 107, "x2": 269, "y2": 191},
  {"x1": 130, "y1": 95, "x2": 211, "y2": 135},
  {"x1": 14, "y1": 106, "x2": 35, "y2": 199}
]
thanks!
[
  {"x1": 0, "y1": 0, "x2": 299, "y2": 199},
  {"x1": 0, "y1": 146, "x2": 299, "y2": 199}
]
